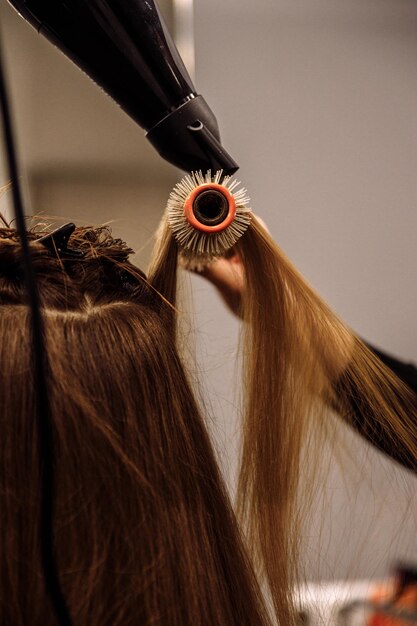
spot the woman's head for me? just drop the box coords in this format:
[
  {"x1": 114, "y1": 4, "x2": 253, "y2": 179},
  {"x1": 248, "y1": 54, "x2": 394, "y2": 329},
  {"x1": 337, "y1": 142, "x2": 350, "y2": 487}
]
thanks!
[
  {"x1": 0, "y1": 224, "x2": 269, "y2": 626},
  {"x1": 5, "y1": 213, "x2": 417, "y2": 626}
]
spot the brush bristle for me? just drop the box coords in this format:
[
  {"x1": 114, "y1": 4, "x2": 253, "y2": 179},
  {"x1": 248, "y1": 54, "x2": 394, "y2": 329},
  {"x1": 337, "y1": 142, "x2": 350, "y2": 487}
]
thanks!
[{"x1": 166, "y1": 170, "x2": 251, "y2": 269}]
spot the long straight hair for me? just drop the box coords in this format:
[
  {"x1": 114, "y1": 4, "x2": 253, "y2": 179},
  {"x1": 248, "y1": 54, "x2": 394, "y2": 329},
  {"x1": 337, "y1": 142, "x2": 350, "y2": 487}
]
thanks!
[
  {"x1": 152, "y1": 215, "x2": 417, "y2": 625},
  {"x1": 0, "y1": 225, "x2": 271, "y2": 626}
]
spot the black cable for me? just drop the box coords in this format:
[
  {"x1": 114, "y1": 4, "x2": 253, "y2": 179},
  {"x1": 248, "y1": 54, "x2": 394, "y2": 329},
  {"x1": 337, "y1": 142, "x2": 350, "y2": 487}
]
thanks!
[{"x1": 0, "y1": 27, "x2": 73, "y2": 626}]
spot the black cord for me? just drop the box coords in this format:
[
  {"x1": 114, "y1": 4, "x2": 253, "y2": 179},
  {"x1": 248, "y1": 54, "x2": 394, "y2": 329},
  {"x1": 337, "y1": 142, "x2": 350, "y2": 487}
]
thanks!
[{"x1": 0, "y1": 27, "x2": 73, "y2": 626}]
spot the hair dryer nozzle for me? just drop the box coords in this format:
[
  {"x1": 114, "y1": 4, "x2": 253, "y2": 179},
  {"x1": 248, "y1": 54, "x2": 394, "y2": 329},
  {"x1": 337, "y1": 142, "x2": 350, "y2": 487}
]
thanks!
[{"x1": 147, "y1": 96, "x2": 238, "y2": 175}]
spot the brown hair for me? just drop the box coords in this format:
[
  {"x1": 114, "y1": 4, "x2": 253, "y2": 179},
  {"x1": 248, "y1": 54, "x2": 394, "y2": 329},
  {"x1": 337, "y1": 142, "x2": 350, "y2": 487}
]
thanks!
[
  {"x1": 0, "y1": 225, "x2": 271, "y2": 625},
  {"x1": 152, "y1": 215, "x2": 417, "y2": 626}
]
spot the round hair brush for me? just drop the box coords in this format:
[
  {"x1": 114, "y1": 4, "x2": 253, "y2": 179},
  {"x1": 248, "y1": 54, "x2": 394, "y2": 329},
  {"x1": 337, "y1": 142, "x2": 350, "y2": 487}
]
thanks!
[{"x1": 167, "y1": 171, "x2": 251, "y2": 269}]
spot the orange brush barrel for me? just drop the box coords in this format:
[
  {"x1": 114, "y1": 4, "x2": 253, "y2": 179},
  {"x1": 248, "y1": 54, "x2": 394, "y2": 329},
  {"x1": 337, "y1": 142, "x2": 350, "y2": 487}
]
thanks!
[{"x1": 184, "y1": 183, "x2": 237, "y2": 232}]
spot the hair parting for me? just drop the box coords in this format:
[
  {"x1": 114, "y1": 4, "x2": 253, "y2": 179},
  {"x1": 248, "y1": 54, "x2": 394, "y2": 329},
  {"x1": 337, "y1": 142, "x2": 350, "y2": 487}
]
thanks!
[{"x1": 0, "y1": 224, "x2": 272, "y2": 626}]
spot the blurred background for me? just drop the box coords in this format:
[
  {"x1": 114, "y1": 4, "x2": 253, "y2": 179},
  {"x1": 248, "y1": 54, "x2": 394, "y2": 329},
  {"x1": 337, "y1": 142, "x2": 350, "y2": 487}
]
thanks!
[{"x1": 1, "y1": 0, "x2": 417, "y2": 599}]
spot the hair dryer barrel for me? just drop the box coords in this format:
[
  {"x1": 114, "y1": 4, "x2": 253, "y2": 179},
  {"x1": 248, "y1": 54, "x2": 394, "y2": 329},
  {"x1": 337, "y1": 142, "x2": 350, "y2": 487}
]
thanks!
[{"x1": 8, "y1": 0, "x2": 239, "y2": 174}]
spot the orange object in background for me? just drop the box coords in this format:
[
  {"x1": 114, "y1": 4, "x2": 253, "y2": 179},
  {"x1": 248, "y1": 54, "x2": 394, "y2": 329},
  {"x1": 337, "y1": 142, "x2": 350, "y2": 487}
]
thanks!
[{"x1": 368, "y1": 579, "x2": 417, "y2": 625}]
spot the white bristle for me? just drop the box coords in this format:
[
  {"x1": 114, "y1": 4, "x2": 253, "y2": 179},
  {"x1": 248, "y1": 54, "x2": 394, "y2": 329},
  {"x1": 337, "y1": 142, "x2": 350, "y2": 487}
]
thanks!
[{"x1": 166, "y1": 170, "x2": 252, "y2": 268}]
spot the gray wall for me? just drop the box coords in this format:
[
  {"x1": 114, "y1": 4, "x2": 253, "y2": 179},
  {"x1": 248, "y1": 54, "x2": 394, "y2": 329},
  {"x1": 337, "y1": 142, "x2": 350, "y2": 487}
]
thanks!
[{"x1": 192, "y1": 0, "x2": 417, "y2": 581}]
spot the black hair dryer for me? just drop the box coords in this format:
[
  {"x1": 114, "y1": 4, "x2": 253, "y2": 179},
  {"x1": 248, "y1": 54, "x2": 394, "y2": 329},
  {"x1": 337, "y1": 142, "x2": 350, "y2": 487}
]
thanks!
[{"x1": 8, "y1": 0, "x2": 239, "y2": 175}]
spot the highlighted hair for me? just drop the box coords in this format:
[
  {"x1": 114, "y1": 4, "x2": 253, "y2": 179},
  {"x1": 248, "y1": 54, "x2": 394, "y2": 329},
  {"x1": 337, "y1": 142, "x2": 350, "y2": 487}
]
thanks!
[{"x1": 152, "y1": 215, "x2": 417, "y2": 625}]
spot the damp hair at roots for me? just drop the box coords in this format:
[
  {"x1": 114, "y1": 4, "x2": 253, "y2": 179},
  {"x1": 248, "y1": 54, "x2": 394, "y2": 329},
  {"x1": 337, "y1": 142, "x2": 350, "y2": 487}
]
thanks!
[
  {"x1": 0, "y1": 223, "x2": 272, "y2": 626},
  {"x1": 152, "y1": 214, "x2": 417, "y2": 626}
]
